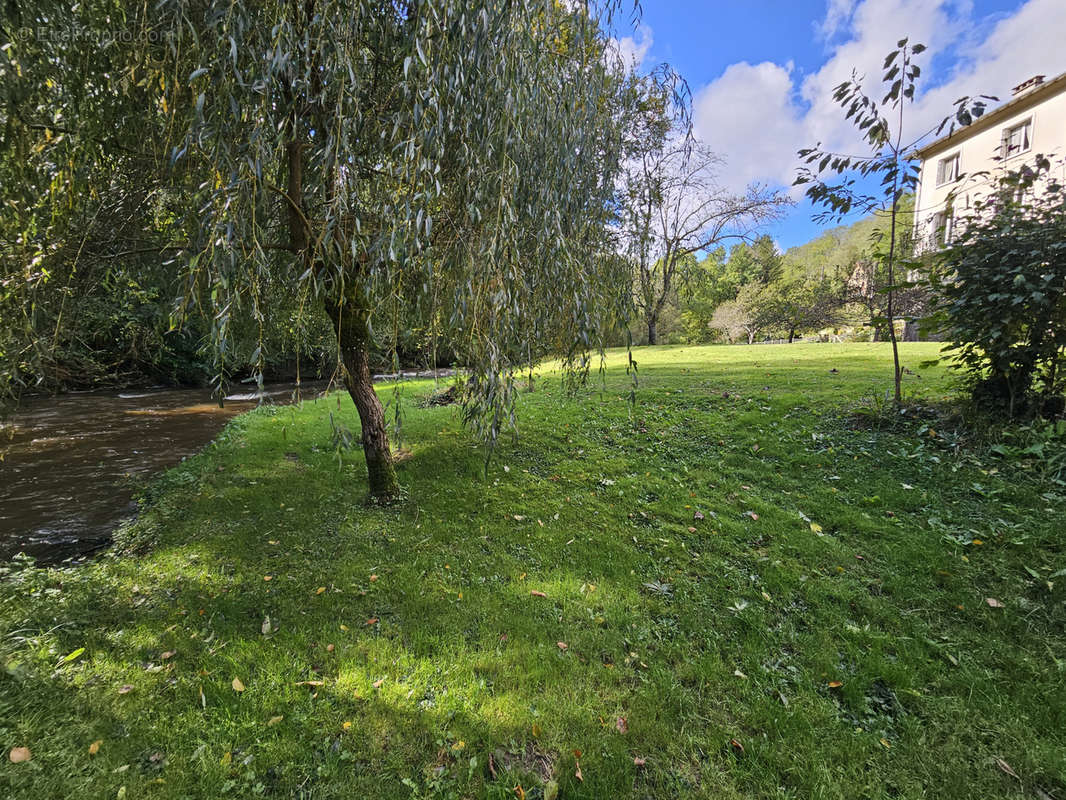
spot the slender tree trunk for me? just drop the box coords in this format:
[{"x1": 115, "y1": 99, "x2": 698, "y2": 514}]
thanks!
[
  {"x1": 281, "y1": 62, "x2": 397, "y2": 498},
  {"x1": 885, "y1": 216, "x2": 902, "y2": 404},
  {"x1": 647, "y1": 317, "x2": 657, "y2": 346},
  {"x1": 326, "y1": 297, "x2": 400, "y2": 500},
  {"x1": 788, "y1": 326, "x2": 796, "y2": 343},
  {"x1": 885, "y1": 97, "x2": 906, "y2": 405}
]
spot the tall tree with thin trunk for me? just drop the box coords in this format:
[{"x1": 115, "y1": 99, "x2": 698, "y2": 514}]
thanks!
[
  {"x1": 795, "y1": 38, "x2": 992, "y2": 404},
  {"x1": 619, "y1": 78, "x2": 788, "y2": 346}
]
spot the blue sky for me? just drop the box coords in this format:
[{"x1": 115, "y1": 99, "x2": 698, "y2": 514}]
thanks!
[{"x1": 619, "y1": 0, "x2": 1066, "y2": 250}]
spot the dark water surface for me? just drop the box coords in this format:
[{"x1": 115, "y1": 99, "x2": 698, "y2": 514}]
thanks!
[{"x1": 0, "y1": 383, "x2": 323, "y2": 564}]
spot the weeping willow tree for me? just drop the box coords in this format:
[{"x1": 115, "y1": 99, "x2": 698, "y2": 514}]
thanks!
[{"x1": 2, "y1": 0, "x2": 637, "y2": 498}]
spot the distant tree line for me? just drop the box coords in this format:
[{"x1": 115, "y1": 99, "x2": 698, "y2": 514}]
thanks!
[{"x1": 627, "y1": 198, "x2": 924, "y2": 347}]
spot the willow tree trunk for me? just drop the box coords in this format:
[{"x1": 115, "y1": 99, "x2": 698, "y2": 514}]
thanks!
[
  {"x1": 647, "y1": 318, "x2": 658, "y2": 346},
  {"x1": 326, "y1": 298, "x2": 399, "y2": 500}
]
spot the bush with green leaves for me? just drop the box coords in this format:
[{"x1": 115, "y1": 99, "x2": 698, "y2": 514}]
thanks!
[{"x1": 929, "y1": 156, "x2": 1066, "y2": 417}]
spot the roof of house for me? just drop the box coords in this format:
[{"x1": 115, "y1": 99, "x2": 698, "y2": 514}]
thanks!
[{"x1": 913, "y1": 69, "x2": 1066, "y2": 161}]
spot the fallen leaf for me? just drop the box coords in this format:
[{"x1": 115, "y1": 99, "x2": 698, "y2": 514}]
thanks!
[
  {"x1": 9, "y1": 747, "x2": 32, "y2": 763},
  {"x1": 687, "y1": 526, "x2": 697, "y2": 533},
  {"x1": 326, "y1": 644, "x2": 335, "y2": 652},
  {"x1": 89, "y1": 740, "x2": 102, "y2": 756},
  {"x1": 574, "y1": 761, "x2": 583, "y2": 782},
  {"x1": 261, "y1": 616, "x2": 272, "y2": 635},
  {"x1": 615, "y1": 716, "x2": 628, "y2": 734},
  {"x1": 366, "y1": 618, "x2": 378, "y2": 625},
  {"x1": 342, "y1": 721, "x2": 352, "y2": 731},
  {"x1": 118, "y1": 684, "x2": 134, "y2": 694},
  {"x1": 531, "y1": 723, "x2": 542, "y2": 738},
  {"x1": 828, "y1": 681, "x2": 843, "y2": 688},
  {"x1": 339, "y1": 624, "x2": 349, "y2": 631},
  {"x1": 514, "y1": 785, "x2": 526, "y2": 799},
  {"x1": 267, "y1": 716, "x2": 284, "y2": 726},
  {"x1": 729, "y1": 738, "x2": 744, "y2": 756},
  {"x1": 161, "y1": 651, "x2": 176, "y2": 660},
  {"x1": 994, "y1": 757, "x2": 1020, "y2": 779},
  {"x1": 263, "y1": 575, "x2": 273, "y2": 581},
  {"x1": 557, "y1": 641, "x2": 568, "y2": 651},
  {"x1": 372, "y1": 678, "x2": 384, "y2": 689},
  {"x1": 369, "y1": 574, "x2": 378, "y2": 582},
  {"x1": 294, "y1": 680, "x2": 324, "y2": 687},
  {"x1": 530, "y1": 590, "x2": 547, "y2": 598},
  {"x1": 315, "y1": 587, "x2": 326, "y2": 595},
  {"x1": 986, "y1": 597, "x2": 1005, "y2": 608},
  {"x1": 232, "y1": 677, "x2": 246, "y2": 692},
  {"x1": 220, "y1": 751, "x2": 232, "y2": 766},
  {"x1": 734, "y1": 669, "x2": 748, "y2": 679},
  {"x1": 634, "y1": 756, "x2": 647, "y2": 767},
  {"x1": 809, "y1": 522, "x2": 823, "y2": 534},
  {"x1": 880, "y1": 738, "x2": 892, "y2": 748}
]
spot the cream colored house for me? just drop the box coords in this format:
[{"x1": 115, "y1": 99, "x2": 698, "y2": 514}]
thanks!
[{"x1": 913, "y1": 71, "x2": 1066, "y2": 251}]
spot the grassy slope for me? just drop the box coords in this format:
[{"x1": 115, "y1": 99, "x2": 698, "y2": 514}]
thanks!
[{"x1": 1, "y1": 343, "x2": 1063, "y2": 800}]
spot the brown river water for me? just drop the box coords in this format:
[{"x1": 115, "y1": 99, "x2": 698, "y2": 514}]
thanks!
[{"x1": 0, "y1": 383, "x2": 325, "y2": 565}]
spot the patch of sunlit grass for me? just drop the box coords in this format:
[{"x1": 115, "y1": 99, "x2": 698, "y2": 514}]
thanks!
[{"x1": 1, "y1": 343, "x2": 1064, "y2": 799}]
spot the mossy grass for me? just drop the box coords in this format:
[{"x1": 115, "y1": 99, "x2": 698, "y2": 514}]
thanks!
[{"x1": 2, "y1": 343, "x2": 1064, "y2": 799}]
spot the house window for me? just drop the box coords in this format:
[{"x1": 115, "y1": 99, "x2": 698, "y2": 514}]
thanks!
[
  {"x1": 932, "y1": 211, "x2": 955, "y2": 247},
  {"x1": 1001, "y1": 119, "x2": 1032, "y2": 158},
  {"x1": 936, "y1": 153, "x2": 960, "y2": 186}
]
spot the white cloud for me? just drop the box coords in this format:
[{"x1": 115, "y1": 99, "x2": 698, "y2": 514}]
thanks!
[
  {"x1": 611, "y1": 23, "x2": 653, "y2": 70},
  {"x1": 911, "y1": 0, "x2": 1066, "y2": 134},
  {"x1": 690, "y1": 0, "x2": 1066, "y2": 194},
  {"x1": 818, "y1": 0, "x2": 859, "y2": 41},
  {"x1": 692, "y1": 61, "x2": 805, "y2": 193}
]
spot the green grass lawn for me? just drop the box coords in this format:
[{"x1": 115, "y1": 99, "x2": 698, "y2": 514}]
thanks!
[{"x1": 2, "y1": 342, "x2": 1064, "y2": 799}]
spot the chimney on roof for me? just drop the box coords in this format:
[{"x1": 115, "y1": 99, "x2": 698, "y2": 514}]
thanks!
[{"x1": 1012, "y1": 75, "x2": 1046, "y2": 96}]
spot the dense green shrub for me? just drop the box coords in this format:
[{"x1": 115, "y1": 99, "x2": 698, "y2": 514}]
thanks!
[{"x1": 929, "y1": 157, "x2": 1066, "y2": 417}]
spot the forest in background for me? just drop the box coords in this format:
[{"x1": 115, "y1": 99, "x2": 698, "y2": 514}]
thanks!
[{"x1": 634, "y1": 196, "x2": 922, "y2": 346}]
